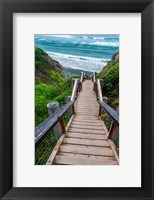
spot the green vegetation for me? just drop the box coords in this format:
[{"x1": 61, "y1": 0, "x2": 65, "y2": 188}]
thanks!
[
  {"x1": 98, "y1": 52, "x2": 119, "y2": 109},
  {"x1": 35, "y1": 47, "x2": 79, "y2": 164},
  {"x1": 35, "y1": 77, "x2": 74, "y2": 126},
  {"x1": 35, "y1": 47, "x2": 79, "y2": 126}
]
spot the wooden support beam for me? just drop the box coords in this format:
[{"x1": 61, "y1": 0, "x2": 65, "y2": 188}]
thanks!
[
  {"x1": 47, "y1": 102, "x2": 63, "y2": 140},
  {"x1": 66, "y1": 96, "x2": 73, "y2": 117},
  {"x1": 97, "y1": 79, "x2": 103, "y2": 103},
  {"x1": 71, "y1": 79, "x2": 78, "y2": 101}
]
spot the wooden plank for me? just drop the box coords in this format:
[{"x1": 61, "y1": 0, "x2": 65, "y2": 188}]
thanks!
[
  {"x1": 71, "y1": 79, "x2": 78, "y2": 101},
  {"x1": 46, "y1": 134, "x2": 66, "y2": 165},
  {"x1": 70, "y1": 124, "x2": 104, "y2": 130},
  {"x1": 76, "y1": 110, "x2": 98, "y2": 113},
  {"x1": 76, "y1": 109, "x2": 99, "y2": 116},
  {"x1": 68, "y1": 128, "x2": 105, "y2": 134},
  {"x1": 73, "y1": 119, "x2": 100, "y2": 123},
  {"x1": 76, "y1": 108, "x2": 99, "y2": 111},
  {"x1": 76, "y1": 111, "x2": 98, "y2": 113},
  {"x1": 66, "y1": 132, "x2": 107, "y2": 140},
  {"x1": 54, "y1": 154, "x2": 117, "y2": 165},
  {"x1": 58, "y1": 152, "x2": 115, "y2": 161},
  {"x1": 75, "y1": 115, "x2": 98, "y2": 120},
  {"x1": 97, "y1": 79, "x2": 103, "y2": 102},
  {"x1": 108, "y1": 139, "x2": 119, "y2": 164},
  {"x1": 65, "y1": 114, "x2": 74, "y2": 132},
  {"x1": 59, "y1": 144, "x2": 114, "y2": 156},
  {"x1": 71, "y1": 121, "x2": 101, "y2": 126},
  {"x1": 63, "y1": 137, "x2": 110, "y2": 147},
  {"x1": 75, "y1": 113, "x2": 98, "y2": 116},
  {"x1": 99, "y1": 117, "x2": 109, "y2": 136}
]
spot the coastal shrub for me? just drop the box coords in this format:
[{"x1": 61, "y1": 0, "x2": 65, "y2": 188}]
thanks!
[{"x1": 35, "y1": 78, "x2": 73, "y2": 126}]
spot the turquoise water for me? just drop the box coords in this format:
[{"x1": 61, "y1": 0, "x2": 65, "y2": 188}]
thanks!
[{"x1": 35, "y1": 34, "x2": 119, "y2": 72}]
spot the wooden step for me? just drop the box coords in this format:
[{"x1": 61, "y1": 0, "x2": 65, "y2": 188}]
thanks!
[
  {"x1": 66, "y1": 132, "x2": 107, "y2": 140},
  {"x1": 71, "y1": 121, "x2": 101, "y2": 126},
  {"x1": 63, "y1": 137, "x2": 110, "y2": 147},
  {"x1": 68, "y1": 128, "x2": 105, "y2": 134},
  {"x1": 72, "y1": 119, "x2": 101, "y2": 123},
  {"x1": 54, "y1": 153, "x2": 117, "y2": 165},
  {"x1": 59, "y1": 144, "x2": 114, "y2": 156},
  {"x1": 70, "y1": 124, "x2": 104, "y2": 130}
]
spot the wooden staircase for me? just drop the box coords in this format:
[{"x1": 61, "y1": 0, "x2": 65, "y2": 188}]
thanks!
[{"x1": 46, "y1": 80, "x2": 119, "y2": 165}]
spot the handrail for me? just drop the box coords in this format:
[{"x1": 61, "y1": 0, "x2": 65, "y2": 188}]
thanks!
[
  {"x1": 93, "y1": 72, "x2": 96, "y2": 83},
  {"x1": 97, "y1": 79, "x2": 103, "y2": 103},
  {"x1": 80, "y1": 72, "x2": 84, "y2": 83},
  {"x1": 98, "y1": 100, "x2": 119, "y2": 127},
  {"x1": 35, "y1": 78, "x2": 79, "y2": 147},
  {"x1": 35, "y1": 99, "x2": 76, "y2": 146},
  {"x1": 71, "y1": 78, "x2": 78, "y2": 101}
]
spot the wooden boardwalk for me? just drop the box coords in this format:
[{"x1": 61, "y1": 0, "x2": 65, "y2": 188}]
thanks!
[{"x1": 46, "y1": 80, "x2": 119, "y2": 165}]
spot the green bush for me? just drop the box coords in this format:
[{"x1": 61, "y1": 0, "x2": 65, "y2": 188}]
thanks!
[{"x1": 98, "y1": 52, "x2": 119, "y2": 110}]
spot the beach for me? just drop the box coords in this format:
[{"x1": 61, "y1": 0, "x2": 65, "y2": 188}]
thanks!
[{"x1": 35, "y1": 34, "x2": 119, "y2": 73}]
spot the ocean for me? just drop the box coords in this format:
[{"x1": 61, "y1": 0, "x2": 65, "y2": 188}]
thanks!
[{"x1": 35, "y1": 34, "x2": 119, "y2": 73}]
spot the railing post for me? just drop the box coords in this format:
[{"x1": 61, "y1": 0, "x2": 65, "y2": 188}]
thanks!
[
  {"x1": 71, "y1": 78, "x2": 76, "y2": 88},
  {"x1": 47, "y1": 102, "x2": 65, "y2": 140},
  {"x1": 94, "y1": 81, "x2": 97, "y2": 92},
  {"x1": 66, "y1": 95, "x2": 73, "y2": 117},
  {"x1": 108, "y1": 122, "x2": 119, "y2": 146}
]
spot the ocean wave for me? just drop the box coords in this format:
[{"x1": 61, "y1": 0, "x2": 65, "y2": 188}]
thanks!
[
  {"x1": 46, "y1": 51, "x2": 110, "y2": 72},
  {"x1": 46, "y1": 51, "x2": 110, "y2": 62},
  {"x1": 80, "y1": 41, "x2": 119, "y2": 47},
  {"x1": 45, "y1": 34, "x2": 74, "y2": 38}
]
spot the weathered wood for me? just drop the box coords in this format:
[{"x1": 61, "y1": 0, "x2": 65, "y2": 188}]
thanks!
[
  {"x1": 71, "y1": 121, "x2": 101, "y2": 126},
  {"x1": 108, "y1": 139, "x2": 119, "y2": 164},
  {"x1": 73, "y1": 119, "x2": 99, "y2": 123},
  {"x1": 47, "y1": 102, "x2": 62, "y2": 140},
  {"x1": 35, "y1": 100, "x2": 75, "y2": 145},
  {"x1": 54, "y1": 154, "x2": 117, "y2": 165},
  {"x1": 66, "y1": 95, "x2": 73, "y2": 116},
  {"x1": 99, "y1": 100, "x2": 119, "y2": 126},
  {"x1": 75, "y1": 115, "x2": 98, "y2": 119},
  {"x1": 63, "y1": 137, "x2": 110, "y2": 147},
  {"x1": 58, "y1": 152, "x2": 115, "y2": 161},
  {"x1": 70, "y1": 124, "x2": 104, "y2": 130},
  {"x1": 108, "y1": 121, "x2": 119, "y2": 145},
  {"x1": 41, "y1": 79, "x2": 119, "y2": 165},
  {"x1": 65, "y1": 115, "x2": 74, "y2": 132},
  {"x1": 59, "y1": 144, "x2": 114, "y2": 156},
  {"x1": 97, "y1": 79, "x2": 103, "y2": 102},
  {"x1": 46, "y1": 134, "x2": 66, "y2": 165},
  {"x1": 59, "y1": 118, "x2": 66, "y2": 134},
  {"x1": 68, "y1": 128, "x2": 105, "y2": 134},
  {"x1": 66, "y1": 132, "x2": 107, "y2": 140},
  {"x1": 99, "y1": 117, "x2": 109, "y2": 136},
  {"x1": 75, "y1": 112, "x2": 98, "y2": 116},
  {"x1": 71, "y1": 78, "x2": 78, "y2": 101},
  {"x1": 92, "y1": 72, "x2": 96, "y2": 83}
]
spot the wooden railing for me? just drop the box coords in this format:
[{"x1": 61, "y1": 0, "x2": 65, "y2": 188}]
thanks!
[
  {"x1": 35, "y1": 99, "x2": 76, "y2": 146},
  {"x1": 92, "y1": 72, "x2": 119, "y2": 147},
  {"x1": 35, "y1": 77, "x2": 81, "y2": 164}
]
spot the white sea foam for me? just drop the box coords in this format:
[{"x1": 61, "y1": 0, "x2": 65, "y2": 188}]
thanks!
[
  {"x1": 46, "y1": 34, "x2": 74, "y2": 38},
  {"x1": 80, "y1": 41, "x2": 119, "y2": 47},
  {"x1": 47, "y1": 51, "x2": 110, "y2": 72}
]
